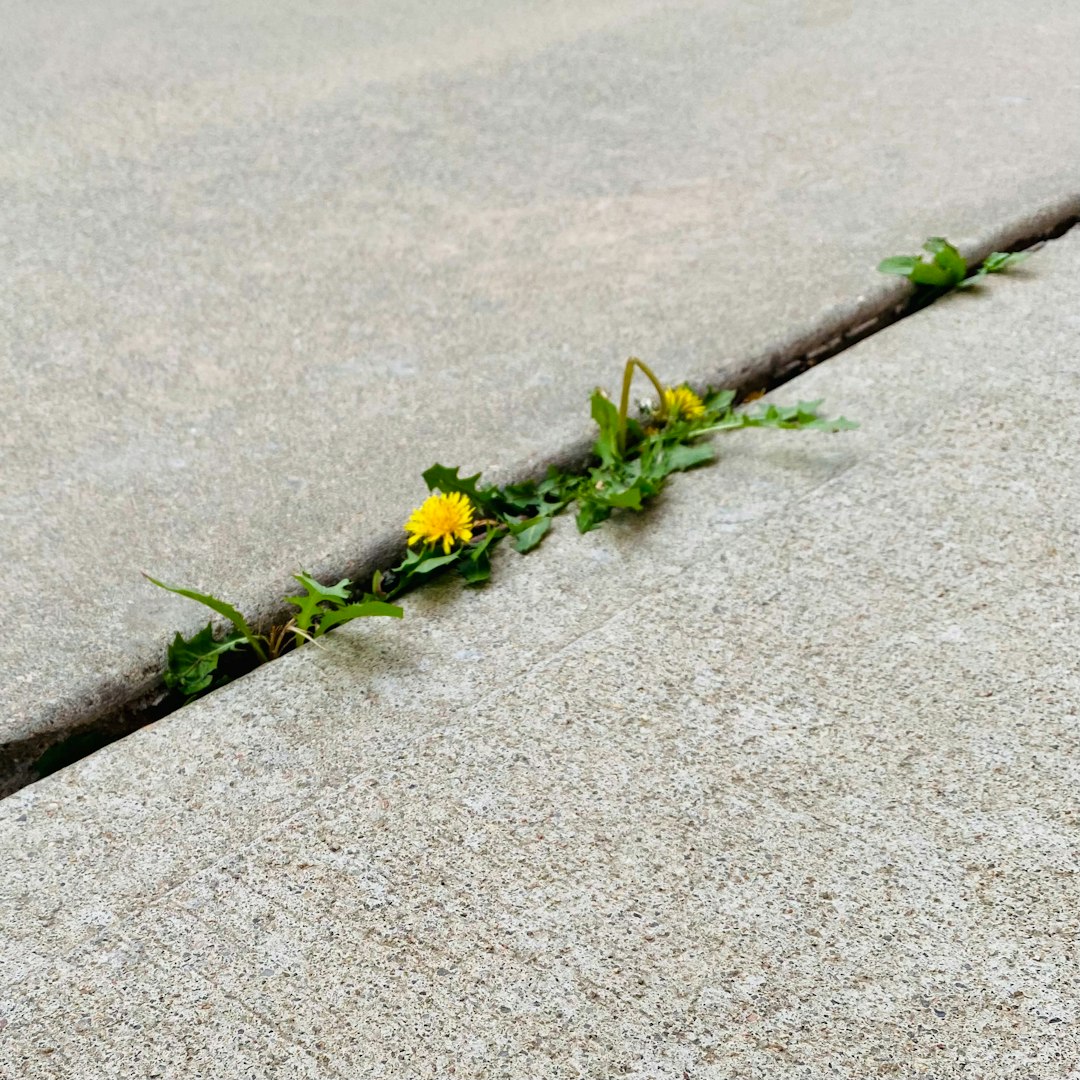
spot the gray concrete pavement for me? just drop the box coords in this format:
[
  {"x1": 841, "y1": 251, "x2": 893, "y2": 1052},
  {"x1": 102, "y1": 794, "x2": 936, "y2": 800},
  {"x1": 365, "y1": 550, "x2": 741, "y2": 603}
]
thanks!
[
  {"x1": 5, "y1": 0, "x2": 1080, "y2": 766},
  {"x1": 3, "y1": 221, "x2": 1079, "y2": 1075}
]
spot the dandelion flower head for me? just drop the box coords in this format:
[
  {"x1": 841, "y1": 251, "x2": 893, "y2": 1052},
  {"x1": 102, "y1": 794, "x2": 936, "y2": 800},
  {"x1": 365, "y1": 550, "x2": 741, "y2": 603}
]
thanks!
[
  {"x1": 405, "y1": 492, "x2": 474, "y2": 553},
  {"x1": 662, "y1": 385, "x2": 706, "y2": 422}
]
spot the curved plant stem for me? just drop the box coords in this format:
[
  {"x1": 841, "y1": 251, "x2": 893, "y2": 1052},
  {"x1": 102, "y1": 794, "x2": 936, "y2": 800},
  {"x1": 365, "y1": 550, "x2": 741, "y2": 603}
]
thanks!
[{"x1": 617, "y1": 356, "x2": 667, "y2": 453}]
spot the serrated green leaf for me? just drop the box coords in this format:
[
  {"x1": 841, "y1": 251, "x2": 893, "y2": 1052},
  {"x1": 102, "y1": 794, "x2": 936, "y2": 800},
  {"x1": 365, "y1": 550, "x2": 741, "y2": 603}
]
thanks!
[
  {"x1": 296, "y1": 572, "x2": 351, "y2": 601},
  {"x1": 735, "y1": 398, "x2": 856, "y2": 432},
  {"x1": 421, "y1": 464, "x2": 495, "y2": 510},
  {"x1": 738, "y1": 404, "x2": 779, "y2": 428},
  {"x1": 315, "y1": 601, "x2": 403, "y2": 636},
  {"x1": 164, "y1": 623, "x2": 246, "y2": 697},
  {"x1": 144, "y1": 575, "x2": 266, "y2": 661},
  {"x1": 690, "y1": 413, "x2": 747, "y2": 436},
  {"x1": 284, "y1": 572, "x2": 352, "y2": 633},
  {"x1": 663, "y1": 442, "x2": 716, "y2": 472},
  {"x1": 508, "y1": 514, "x2": 552, "y2": 554},
  {"x1": 795, "y1": 400, "x2": 825, "y2": 422}
]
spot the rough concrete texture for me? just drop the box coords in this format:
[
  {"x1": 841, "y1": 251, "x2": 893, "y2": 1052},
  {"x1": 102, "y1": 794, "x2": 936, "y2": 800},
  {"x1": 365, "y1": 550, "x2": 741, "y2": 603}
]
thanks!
[
  {"x1": 5, "y1": 0, "x2": 1080, "y2": 760},
  {"x1": 4, "y1": 226, "x2": 1080, "y2": 1076}
]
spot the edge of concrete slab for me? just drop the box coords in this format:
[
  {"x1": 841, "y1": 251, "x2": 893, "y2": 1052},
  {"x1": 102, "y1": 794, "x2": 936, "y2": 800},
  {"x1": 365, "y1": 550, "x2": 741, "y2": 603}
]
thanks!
[{"x1": 4, "y1": 191, "x2": 1078, "y2": 798}]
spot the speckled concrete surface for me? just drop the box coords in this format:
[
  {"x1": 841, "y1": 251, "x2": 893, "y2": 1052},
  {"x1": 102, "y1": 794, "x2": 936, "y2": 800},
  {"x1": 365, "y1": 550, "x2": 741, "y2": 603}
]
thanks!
[
  {"x1": 5, "y1": 0, "x2": 1080, "y2": 764},
  {"x1": 3, "y1": 227, "x2": 1080, "y2": 1076}
]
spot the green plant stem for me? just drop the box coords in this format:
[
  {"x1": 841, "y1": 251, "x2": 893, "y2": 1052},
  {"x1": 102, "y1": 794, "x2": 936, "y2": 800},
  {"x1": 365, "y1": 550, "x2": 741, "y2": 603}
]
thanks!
[{"x1": 617, "y1": 356, "x2": 667, "y2": 453}]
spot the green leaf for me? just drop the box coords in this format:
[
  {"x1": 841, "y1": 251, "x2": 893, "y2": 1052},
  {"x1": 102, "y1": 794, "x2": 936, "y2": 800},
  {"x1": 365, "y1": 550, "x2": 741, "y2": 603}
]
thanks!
[
  {"x1": 496, "y1": 471, "x2": 569, "y2": 520},
  {"x1": 590, "y1": 390, "x2": 622, "y2": 466},
  {"x1": 284, "y1": 573, "x2": 352, "y2": 633},
  {"x1": 393, "y1": 547, "x2": 462, "y2": 576},
  {"x1": 795, "y1": 399, "x2": 825, "y2": 422},
  {"x1": 879, "y1": 239, "x2": 968, "y2": 289},
  {"x1": 421, "y1": 464, "x2": 495, "y2": 511},
  {"x1": 315, "y1": 601, "x2": 403, "y2": 636},
  {"x1": 923, "y1": 237, "x2": 967, "y2": 284},
  {"x1": 508, "y1": 514, "x2": 552, "y2": 554},
  {"x1": 538, "y1": 466, "x2": 573, "y2": 501},
  {"x1": 605, "y1": 486, "x2": 644, "y2": 510},
  {"x1": 907, "y1": 260, "x2": 955, "y2": 287},
  {"x1": 164, "y1": 623, "x2": 246, "y2": 697},
  {"x1": 691, "y1": 413, "x2": 747, "y2": 436},
  {"x1": 144, "y1": 575, "x2": 266, "y2": 661},
  {"x1": 733, "y1": 398, "x2": 857, "y2": 432},
  {"x1": 575, "y1": 499, "x2": 612, "y2": 533},
  {"x1": 458, "y1": 554, "x2": 491, "y2": 585},
  {"x1": 877, "y1": 255, "x2": 920, "y2": 276},
  {"x1": 958, "y1": 248, "x2": 1032, "y2": 290},
  {"x1": 662, "y1": 442, "x2": 716, "y2": 473},
  {"x1": 457, "y1": 530, "x2": 502, "y2": 585},
  {"x1": 498, "y1": 479, "x2": 542, "y2": 512},
  {"x1": 983, "y1": 250, "x2": 1030, "y2": 274},
  {"x1": 701, "y1": 388, "x2": 736, "y2": 415},
  {"x1": 384, "y1": 545, "x2": 463, "y2": 599}
]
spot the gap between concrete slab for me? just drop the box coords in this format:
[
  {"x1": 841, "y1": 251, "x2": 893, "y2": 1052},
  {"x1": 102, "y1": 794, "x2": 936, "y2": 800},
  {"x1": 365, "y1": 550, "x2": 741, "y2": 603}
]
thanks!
[{"x1": 4, "y1": 196, "x2": 1078, "y2": 800}]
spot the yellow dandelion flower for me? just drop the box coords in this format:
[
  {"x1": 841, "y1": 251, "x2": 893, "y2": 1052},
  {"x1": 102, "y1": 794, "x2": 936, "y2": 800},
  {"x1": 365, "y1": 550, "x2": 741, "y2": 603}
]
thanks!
[
  {"x1": 662, "y1": 385, "x2": 706, "y2": 422},
  {"x1": 405, "y1": 492, "x2": 475, "y2": 554}
]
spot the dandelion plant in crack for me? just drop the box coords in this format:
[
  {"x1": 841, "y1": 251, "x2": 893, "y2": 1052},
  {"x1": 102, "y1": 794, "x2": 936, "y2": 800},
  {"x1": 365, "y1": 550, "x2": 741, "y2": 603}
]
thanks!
[
  {"x1": 150, "y1": 355, "x2": 856, "y2": 702},
  {"x1": 564, "y1": 358, "x2": 857, "y2": 535},
  {"x1": 375, "y1": 356, "x2": 857, "y2": 599}
]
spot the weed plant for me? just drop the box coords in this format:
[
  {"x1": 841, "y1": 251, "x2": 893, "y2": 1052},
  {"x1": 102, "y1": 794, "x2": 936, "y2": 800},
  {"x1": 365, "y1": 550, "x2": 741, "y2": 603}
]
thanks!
[
  {"x1": 149, "y1": 358, "x2": 856, "y2": 700},
  {"x1": 879, "y1": 237, "x2": 1029, "y2": 292}
]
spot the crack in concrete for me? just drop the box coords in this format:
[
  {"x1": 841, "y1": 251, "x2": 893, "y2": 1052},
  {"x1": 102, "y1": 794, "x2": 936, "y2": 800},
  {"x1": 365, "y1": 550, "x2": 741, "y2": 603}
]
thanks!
[{"x1": 4, "y1": 195, "x2": 1078, "y2": 799}]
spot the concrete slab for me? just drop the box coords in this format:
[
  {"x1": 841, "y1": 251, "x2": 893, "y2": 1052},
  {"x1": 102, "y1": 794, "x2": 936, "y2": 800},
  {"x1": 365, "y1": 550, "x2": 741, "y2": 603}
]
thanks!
[
  {"x1": 3, "y1": 223, "x2": 1080, "y2": 1074},
  {"x1": 0, "y1": 942, "x2": 329, "y2": 1079},
  {"x1": 5, "y1": 0, "x2": 1080, "y2": 770}
]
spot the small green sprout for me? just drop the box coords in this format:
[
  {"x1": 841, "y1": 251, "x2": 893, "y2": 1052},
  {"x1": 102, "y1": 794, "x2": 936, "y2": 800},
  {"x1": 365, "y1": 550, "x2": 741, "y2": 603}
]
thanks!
[{"x1": 878, "y1": 236, "x2": 1030, "y2": 292}]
